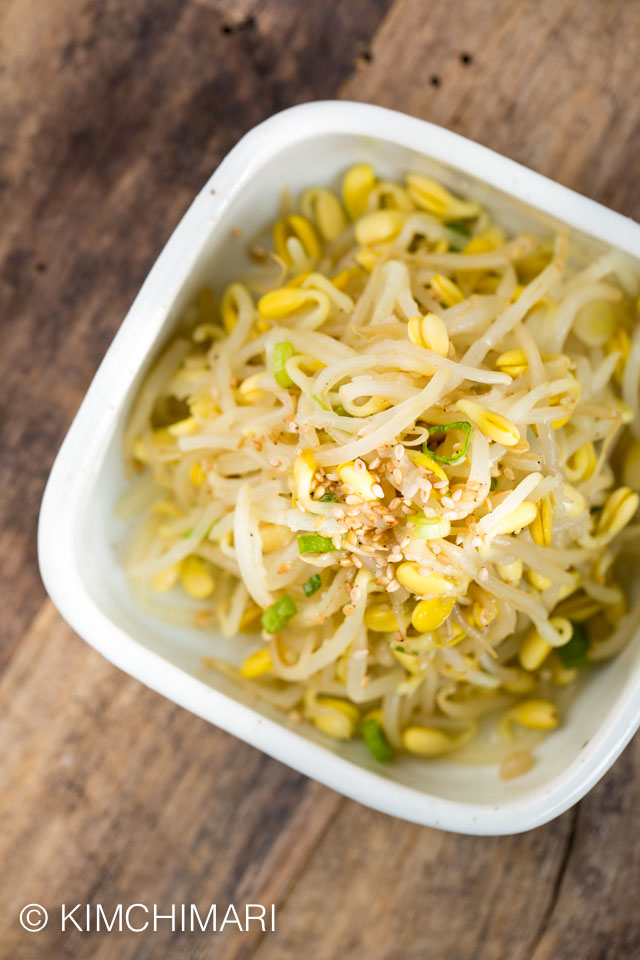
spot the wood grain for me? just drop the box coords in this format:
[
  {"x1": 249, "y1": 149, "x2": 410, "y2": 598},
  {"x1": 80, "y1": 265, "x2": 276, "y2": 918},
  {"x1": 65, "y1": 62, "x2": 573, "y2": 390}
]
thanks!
[{"x1": 1, "y1": 0, "x2": 638, "y2": 958}]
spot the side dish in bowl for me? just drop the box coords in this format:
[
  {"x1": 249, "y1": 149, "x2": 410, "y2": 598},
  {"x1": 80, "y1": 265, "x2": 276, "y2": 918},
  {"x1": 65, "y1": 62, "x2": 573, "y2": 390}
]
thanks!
[
  {"x1": 40, "y1": 102, "x2": 640, "y2": 831},
  {"x1": 121, "y1": 163, "x2": 640, "y2": 781}
]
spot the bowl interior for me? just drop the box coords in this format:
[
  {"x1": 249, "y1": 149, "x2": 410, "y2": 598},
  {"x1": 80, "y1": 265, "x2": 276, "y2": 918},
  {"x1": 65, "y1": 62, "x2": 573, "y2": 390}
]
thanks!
[{"x1": 74, "y1": 128, "x2": 640, "y2": 808}]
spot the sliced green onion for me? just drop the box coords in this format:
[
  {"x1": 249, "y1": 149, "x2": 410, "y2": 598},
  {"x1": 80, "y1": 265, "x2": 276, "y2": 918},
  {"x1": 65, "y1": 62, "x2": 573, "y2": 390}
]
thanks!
[
  {"x1": 557, "y1": 621, "x2": 590, "y2": 668},
  {"x1": 423, "y1": 421, "x2": 472, "y2": 464},
  {"x1": 408, "y1": 514, "x2": 451, "y2": 540},
  {"x1": 303, "y1": 573, "x2": 322, "y2": 597},
  {"x1": 444, "y1": 221, "x2": 471, "y2": 237},
  {"x1": 318, "y1": 492, "x2": 338, "y2": 502},
  {"x1": 297, "y1": 533, "x2": 338, "y2": 554},
  {"x1": 361, "y1": 718, "x2": 393, "y2": 763},
  {"x1": 261, "y1": 595, "x2": 297, "y2": 634},
  {"x1": 273, "y1": 341, "x2": 296, "y2": 387},
  {"x1": 311, "y1": 393, "x2": 329, "y2": 410},
  {"x1": 490, "y1": 476, "x2": 498, "y2": 492}
]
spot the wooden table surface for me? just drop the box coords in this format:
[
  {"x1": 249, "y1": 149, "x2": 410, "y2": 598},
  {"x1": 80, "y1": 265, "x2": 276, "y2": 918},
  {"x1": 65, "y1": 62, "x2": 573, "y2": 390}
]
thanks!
[{"x1": 1, "y1": 1, "x2": 639, "y2": 957}]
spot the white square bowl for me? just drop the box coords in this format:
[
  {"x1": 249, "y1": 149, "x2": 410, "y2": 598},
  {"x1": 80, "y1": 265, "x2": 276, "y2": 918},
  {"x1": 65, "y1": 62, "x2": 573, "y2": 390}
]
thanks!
[{"x1": 39, "y1": 101, "x2": 640, "y2": 834}]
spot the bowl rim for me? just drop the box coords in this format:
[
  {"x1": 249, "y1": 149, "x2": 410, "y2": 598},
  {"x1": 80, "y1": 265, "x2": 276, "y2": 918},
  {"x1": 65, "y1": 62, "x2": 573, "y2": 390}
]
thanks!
[{"x1": 38, "y1": 100, "x2": 640, "y2": 834}]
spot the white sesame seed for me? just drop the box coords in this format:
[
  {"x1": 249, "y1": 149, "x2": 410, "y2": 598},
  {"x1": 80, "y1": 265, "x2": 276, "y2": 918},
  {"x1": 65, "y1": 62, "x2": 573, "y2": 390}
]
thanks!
[
  {"x1": 433, "y1": 480, "x2": 448, "y2": 490},
  {"x1": 441, "y1": 496, "x2": 455, "y2": 508},
  {"x1": 372, "y1": 483, "x2": 384, "y2": 498},
  {"x1": 369, "y1": 457, "x2": 381, "y2": 470},
  {"x1": 392, "y1": 468, "x2": 403, "y2": 486},
  {"x1": 343, "y1": 603, "x2": 356, "y2": 616},
  {"x1": 345, "y1": 494, "x2": 363, "y2": 506},
  {"x1": 394, "y1": 444, "x2": 404, "y2": 461},
  {"x1": 386, "y1": 580, "x2": 401, "y2": 592},
  {"x1": 351, "y1": 585, "x2": 361, "y2": 602},
  {"x1": 478, "y1": 567, "x2": 489, "y2": 582},
  {"x1": 354, "y1": 458, "x2": 366, "y2": 473},
  {"x1": 452, "y1": 488, "x2": 463, "y2": 502},
  {"x1": 471, "y1": 535, "x2": 483, "y2": 548}
]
